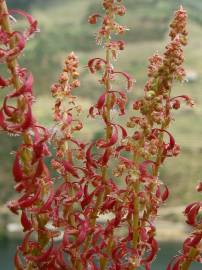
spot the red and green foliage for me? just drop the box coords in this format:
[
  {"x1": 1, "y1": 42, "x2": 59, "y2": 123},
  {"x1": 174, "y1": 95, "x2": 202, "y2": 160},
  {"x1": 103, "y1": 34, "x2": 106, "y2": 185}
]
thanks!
[{"x1": 0, "y1": 0, "x2": 201, "y2": 269}]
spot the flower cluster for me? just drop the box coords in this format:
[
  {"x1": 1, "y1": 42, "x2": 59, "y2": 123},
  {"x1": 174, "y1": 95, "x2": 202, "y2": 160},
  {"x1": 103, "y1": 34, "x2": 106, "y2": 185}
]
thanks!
[
  {"x1": 50, "y1": 53, "x2": 88, "y2": 269},
  {"x1": 89, "y1": 0, "x2": 128, "y2": 45},
  {"x1": 0, "y1": 1, "x2": 201, "y2": 270},
  {"x1": 122, "y1": 6, "x2": 194, "y2": 269}
]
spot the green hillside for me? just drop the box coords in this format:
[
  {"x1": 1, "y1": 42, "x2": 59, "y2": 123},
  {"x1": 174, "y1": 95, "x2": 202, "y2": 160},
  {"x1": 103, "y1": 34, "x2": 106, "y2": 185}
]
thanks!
[{"x1": 0, "y1": 0, "x2": 202, "y2": 208}]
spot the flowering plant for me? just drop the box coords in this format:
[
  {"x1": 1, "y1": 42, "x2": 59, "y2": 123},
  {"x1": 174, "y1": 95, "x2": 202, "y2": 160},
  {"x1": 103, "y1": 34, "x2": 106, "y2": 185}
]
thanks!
[{"x1": 0, "y1": 0, "x2": 201, "y2": 269}]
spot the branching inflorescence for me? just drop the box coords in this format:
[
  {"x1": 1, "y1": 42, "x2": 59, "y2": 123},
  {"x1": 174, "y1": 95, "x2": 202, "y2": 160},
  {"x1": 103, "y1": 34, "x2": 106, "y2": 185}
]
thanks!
[{"x1": 0, "y1": 0, "x2": 201, "y2": 269}]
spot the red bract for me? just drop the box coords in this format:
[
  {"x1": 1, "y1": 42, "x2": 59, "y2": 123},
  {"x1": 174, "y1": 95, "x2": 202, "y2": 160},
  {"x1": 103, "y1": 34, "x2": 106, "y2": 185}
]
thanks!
[
  {"x1": 88, "y1": 13, "x2": 102, "y2": 24},
  {"x1": 113, "y1": 71, "x2": 134, "y2": 90},
  {"x1": 10, "y1": 9, "x2": 39, "y2": 37},
  {"x1": 88, "y1": 57, "x2": 107, "y2": 73},
  {"x1": 184, "y1": 202, "x2": 201, "y2": 226}
]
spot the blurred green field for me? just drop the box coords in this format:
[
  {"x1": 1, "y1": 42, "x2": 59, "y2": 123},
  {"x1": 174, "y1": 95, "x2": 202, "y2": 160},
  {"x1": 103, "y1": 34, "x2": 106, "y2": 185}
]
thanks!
[{"x1": 0, "y1": 0, "x2": 202, "y2": 209}]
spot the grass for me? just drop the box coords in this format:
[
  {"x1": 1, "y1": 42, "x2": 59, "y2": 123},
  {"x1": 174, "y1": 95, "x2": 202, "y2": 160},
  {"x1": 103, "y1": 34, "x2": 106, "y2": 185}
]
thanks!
[{"x1": 0, "y1": 0, "x2": 202, "y2": 207}]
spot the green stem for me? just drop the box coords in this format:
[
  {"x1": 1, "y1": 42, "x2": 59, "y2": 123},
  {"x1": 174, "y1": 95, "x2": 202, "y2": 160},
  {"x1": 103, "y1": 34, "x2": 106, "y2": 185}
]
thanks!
[{"x1": 180, "y1": 248, "x2": 199, "y2": 270}]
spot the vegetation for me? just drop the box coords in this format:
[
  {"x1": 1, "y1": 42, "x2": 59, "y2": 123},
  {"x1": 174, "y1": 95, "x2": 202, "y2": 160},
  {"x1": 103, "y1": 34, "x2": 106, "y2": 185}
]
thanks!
[
  {"x1": 0, "y1": 0, "x2": 201, "y2": 207},
  {"x1": 0, "y1": 0, "x2": 202, "y2": 269}
]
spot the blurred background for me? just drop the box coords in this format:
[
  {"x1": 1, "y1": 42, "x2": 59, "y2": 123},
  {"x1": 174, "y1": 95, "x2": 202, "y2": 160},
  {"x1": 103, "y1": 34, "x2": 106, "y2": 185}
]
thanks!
[{"x1": 0, "y1": 0, "x2": 202, "y2": 269}]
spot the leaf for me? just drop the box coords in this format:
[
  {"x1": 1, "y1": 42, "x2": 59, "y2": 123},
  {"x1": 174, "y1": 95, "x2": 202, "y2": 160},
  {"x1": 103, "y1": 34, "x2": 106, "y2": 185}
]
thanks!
[
  {"x1": 86, "y1": 143, "x2": 97, "y2": 168},
  {"x1": 26, "y1": 240, "x2": 53, "y2": 263},
  {"x1": 141, "y1": 238, "x2": 158, "y2": 264},
  {"x1": 99, "y1": 125, "x2": 118, "y2": 148},
  {"x1": 152, "y1": 129, "x2": 175, "y2": 151},
  {"x1": 10, "y1": 73, "x2": 33, "y2": 97},
  {"x1": 96, "y1": 93, "x2": 106, "y2": 110},
  {"x1": 98, "y1": 148, "x2": 111, "y2": 166},
  {"x1": 70, "y1": 220, "x2": 89, "y2": 248},
  {"x1": 0, "y1": 75, "x2": 8, "y2": 87},
  {"x1": 113, "y1": 71, "x2": 134, "y2": 90},
  {"x1": 32, "y1": 187, "x2": 54, "y2": 214},
  {"x1": 14, "y1": 249, "x2": 24, "y2": 270},
  {"x1": 61, "y1": 160, "x2": 79, "y2": 178},
  {"x1": 139, "y1": 160, "x2": 155, "y2": 181},
  {"x1": 21, "y1": 210, "x2": 32, "y2": 232},
  {"x1": 88, "y1": 57, "x2": 106, "y2": 73},
  {"x1": 13, "y1": 152, "x2": 23, "y2": 182},
  {"x1": 18, "y1": 187, "x2": 41, "y2": 208},
  {"x1": 185, "y1": 203, "x2": 200, "y2": 226},
  {"x1": 81, "y1": 183, "x2": 94, "y2": 209}
]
